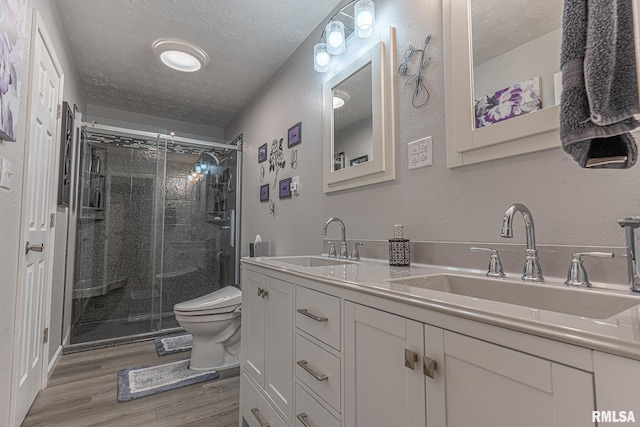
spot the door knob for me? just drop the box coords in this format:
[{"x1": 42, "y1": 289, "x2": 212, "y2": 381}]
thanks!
[{"x1": 26, "y1": 241, "x2": 44, "y2": 254}]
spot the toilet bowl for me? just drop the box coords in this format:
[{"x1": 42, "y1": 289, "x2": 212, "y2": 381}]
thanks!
[{"x1": 174, "y1": 286, "x2": 242, "y2": 371}]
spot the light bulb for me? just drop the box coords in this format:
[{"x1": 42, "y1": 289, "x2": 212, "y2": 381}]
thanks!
[
  {"x1": 195, "y1": 164, "x2": 202, "y2": 174},
  {"x1": 317, "y1": 51, "x2": 330, "y2": 67},
  {"x1": 314, "y1": 43, "x2": 330, "y2": 72},
  {"x1": 357, "y1": 11, "x2": 373, "y2": 29},
  {"x1": 333, "y1": 97, "x2": 345, "y2": 109},
  {"x1": 355, "y1": 0, "x2": 375, "y2": 38},
  {"x1": 187, "y1": 174, "x2": 194, "y2": 181},
  {"x1": 328, "y1": 31, "x2": 343, "y2": 49},
  {"x1": 325, "y1": 21, "x2": 345, "y2": 55}
]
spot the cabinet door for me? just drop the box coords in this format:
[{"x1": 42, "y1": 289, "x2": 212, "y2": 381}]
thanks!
[
  {"x1": 442, "y1": 331, "x2": 595, "y2": 427},
  {"x1": 265, "y1": 276, "x2": 294, "y2": 421},
  {"x1": 242, "y1": 270, "x2": 266, "y2": 386},
  {"x1": 345, "y1": 302, "x2": 425, "y2": 427}
]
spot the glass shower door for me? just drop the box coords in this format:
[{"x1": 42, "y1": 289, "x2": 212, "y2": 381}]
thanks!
[{"x1": 152, "y1": 143, "x2": 239, "y2": 331}]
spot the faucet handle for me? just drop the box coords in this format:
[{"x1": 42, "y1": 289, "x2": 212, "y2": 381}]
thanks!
[
  {"x1": 324, "y1": 241, "x2": 337, "y2": 258},
  {"x1": 350, "y1": 242, "x2": 364, "y2": 261},
  {"x1": 565, "y1": 252, "x2": 614, "y2": 288},
  {"x1": 470, "y1": 247, "x2": 506, "y2": 278}
]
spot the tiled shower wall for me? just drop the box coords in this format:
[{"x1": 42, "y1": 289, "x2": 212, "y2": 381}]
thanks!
[{"x1": 73, "y1": 143, "x2": 234, "y2": 337}]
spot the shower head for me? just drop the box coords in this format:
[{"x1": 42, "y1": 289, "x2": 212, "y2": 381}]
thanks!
[{"x1": 202, "y1": 150, "x2": 230, "y2": 165}]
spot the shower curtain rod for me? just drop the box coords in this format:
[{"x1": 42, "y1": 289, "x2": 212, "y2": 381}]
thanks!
[{"x1": 81, "y1": 122, "x2": 241, "y2": 152}]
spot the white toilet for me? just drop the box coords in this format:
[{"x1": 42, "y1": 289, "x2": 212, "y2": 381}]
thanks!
[{"x1": 173, "y1": 286, "x2": 242, "y2": 371}]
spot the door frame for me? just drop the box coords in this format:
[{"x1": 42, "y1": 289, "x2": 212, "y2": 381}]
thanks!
[{"x1": 9, "y1": 10, "x2": 64, "y2": 426}]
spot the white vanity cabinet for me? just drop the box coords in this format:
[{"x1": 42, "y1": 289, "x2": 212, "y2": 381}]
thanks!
[
  {"x1": 344, "y1": 302, "x2": 596, "y2": 427},
  {"x1": 241, "y1": 268, "x2": 294, "y2": 424}
]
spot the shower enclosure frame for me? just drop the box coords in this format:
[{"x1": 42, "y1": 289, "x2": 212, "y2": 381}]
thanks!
[{"x1": 65, "y1": 122, "x2": 243, "y2": 348}]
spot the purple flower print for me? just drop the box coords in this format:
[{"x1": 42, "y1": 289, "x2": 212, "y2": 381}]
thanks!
[{"x1": 475, "y1": 77, "x2": 542, "y2": 128}]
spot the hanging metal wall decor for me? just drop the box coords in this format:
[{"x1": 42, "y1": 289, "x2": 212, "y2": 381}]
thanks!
[{"x1": 398, "y1": 34, "x2": 432, "y2": 108}]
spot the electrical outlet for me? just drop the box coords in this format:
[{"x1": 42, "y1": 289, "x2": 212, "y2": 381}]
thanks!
[{"x1": 408, "y1": 137, "x2": 433, "y2": 169}]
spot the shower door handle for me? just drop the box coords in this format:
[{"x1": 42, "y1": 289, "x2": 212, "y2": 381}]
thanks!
[{"x1": 229, "y1": 209, "x2": 235, "y2": 248}]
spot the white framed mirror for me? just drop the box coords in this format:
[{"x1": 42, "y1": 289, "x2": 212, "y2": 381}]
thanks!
[
  {"x1": 444, "y1": 0, "x2": 563, "y2": 168},
  {"x1": 323, "y1": 27, "x2": 396, "y2": 193}
]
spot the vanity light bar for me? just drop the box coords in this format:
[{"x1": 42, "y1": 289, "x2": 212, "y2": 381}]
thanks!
[{"x1": 313, "y1": 0, "x2": 376, "y2": 72}]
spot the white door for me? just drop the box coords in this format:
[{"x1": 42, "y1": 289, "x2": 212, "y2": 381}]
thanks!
[{"x1": 13, "y1": 12, "x2": 63, "y2": 425}]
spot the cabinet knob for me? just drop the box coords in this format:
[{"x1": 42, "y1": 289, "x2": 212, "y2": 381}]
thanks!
[
  {"x1": 404, "y1": 348, "x2": 418, "y2": 370},
  {"x1": 423, "y1": 355, "x2": 437, "y2": 379}
]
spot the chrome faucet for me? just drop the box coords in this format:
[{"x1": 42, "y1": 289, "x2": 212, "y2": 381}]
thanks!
[
  {"x1": 501, "y1": 203, "x2": 544, "y2": 282},
  {"x1": 321, "y1": 217, "x2": 348, "y2": 259}
]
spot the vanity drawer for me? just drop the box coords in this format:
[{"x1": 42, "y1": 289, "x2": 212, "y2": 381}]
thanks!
[
  {"x1": 296, "y1": 285, "x2": 341, "y2": 350},
  {"x1": 295, "y1": 383, "x2": 340, "y2": 427},
  {"x1": 295, "y1": 334, "x2": 341, "y2": 412},
  {"x1": 241, "y1": 372, "x2": 287, "y2": 427}
]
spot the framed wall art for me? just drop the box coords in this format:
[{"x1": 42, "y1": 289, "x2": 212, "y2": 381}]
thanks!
[
  {"x1": 279, "y1": 177, "x2": 292, "y2": 199},
  {"x1": 258, "y1": 143, "x2": 267, "y2": 163},
  {"x1": 288, "y1": 122, "x2": 301, "y2": 148},
  {"x1": 0, "y1": 0, "x2": 27, "y2": 141},
  {"x1": 260, "y1": 184, "x2": 269, "y2": 202}
]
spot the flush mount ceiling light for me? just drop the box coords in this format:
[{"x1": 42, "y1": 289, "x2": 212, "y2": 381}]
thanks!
[
  {"x1": 333, "y1": 89, "x2": 350, "y2": 109},
  {"x1": 153, "y1": 39, "x2": 208, "y2": 72}
]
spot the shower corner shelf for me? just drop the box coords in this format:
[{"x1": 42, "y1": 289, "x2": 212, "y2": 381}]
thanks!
[{"x1": 79, "y1": 142, "x2": 107, "y2": 221}]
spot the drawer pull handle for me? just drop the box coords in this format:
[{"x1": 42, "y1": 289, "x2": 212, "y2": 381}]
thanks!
[
  {"x1": 297, "y1": 360, "x2": 328, "y2": 381},
  {"x1": 297, "y1": 412, "x2": 313, "y2": 427},
  {"x1": 423, "y1": 355, "x2": 437, "y2": 379},
  {"x1": 251, "y1": 407, "x2": 270, "y2": 427},
  {"x1": 297, "y1": 308, "x2": 328, "y2": 322}
]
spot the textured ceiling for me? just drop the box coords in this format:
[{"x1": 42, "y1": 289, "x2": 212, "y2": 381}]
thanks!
[
  {"x1": 55, "y1": 0, "x2": 342, "y2": 128},
  {"x1": 471, "y1": 0, "x2": 563, "y2": 66}
]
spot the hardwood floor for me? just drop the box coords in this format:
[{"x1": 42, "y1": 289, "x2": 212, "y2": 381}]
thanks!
[{"x1": 22, "y1": 340, "x2": 240, "y2": 427}]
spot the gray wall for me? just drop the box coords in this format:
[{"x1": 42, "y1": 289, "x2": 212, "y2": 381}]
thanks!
[
  {"x1": 226, "y1": 0, "x2": 640, "y2": 260},
  {"x1": 0, "y1": 0, "x2": 85, "y2": 423}
]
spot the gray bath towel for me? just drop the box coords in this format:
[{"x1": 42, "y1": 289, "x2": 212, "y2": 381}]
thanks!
[{"x1": 560, "y1": 0, "x2": 640, "y2": 168}]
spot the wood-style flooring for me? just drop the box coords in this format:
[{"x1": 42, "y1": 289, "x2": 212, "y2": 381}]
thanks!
[{"x1": 22, "y1": 340, "x2": 240, "y2": 427}]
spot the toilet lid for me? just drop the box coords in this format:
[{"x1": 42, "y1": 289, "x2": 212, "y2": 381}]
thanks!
[{"x1": 174, "y1": 286, "x2": 242, "y2": 312}]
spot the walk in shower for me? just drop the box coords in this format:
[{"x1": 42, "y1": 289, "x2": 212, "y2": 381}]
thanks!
[{"x1": 70, "y1": 125, "x2": 242, "y2": 344}]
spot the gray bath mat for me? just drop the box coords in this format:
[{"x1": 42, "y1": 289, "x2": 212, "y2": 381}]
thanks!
[
  {"x1": 154, "y1": 333, "x2": 192, "y2": 356},
  {"x1": 117, "y1": 358, "x2": 218, "y2": 402}
]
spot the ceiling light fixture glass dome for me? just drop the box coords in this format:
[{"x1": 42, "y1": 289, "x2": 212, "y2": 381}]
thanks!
[{"x1": 153, "y1": 39, "x2": 209, "y2": 72}]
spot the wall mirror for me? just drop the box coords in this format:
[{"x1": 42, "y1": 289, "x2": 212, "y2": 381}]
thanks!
[
  {"x1": 323, "y1": 27, "x2": 396, "y2": 193},
  {"x1": 444, "y1": 0, "x2": 563, "y2": 167}
]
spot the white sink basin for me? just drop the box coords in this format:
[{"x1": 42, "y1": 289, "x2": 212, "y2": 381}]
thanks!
[
  {"x1": 386, "y1": 274, "x2": 640, "y2": 319},
  {"x1": 268, "y1": 256, "x2": 356, "y2": 268}
]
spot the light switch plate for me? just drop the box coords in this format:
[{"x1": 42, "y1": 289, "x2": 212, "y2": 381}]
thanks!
[
  {"x1": 291, "y1": 176, "x2": 300, "y2": 195},
  {"x1": 0, "y1": 158, "x2": 13, "y2": 190}
]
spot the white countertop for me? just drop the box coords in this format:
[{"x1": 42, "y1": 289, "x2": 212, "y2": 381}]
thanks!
[{"x1": 242, "y1": 255, "x2": 640, "y2": 361}]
